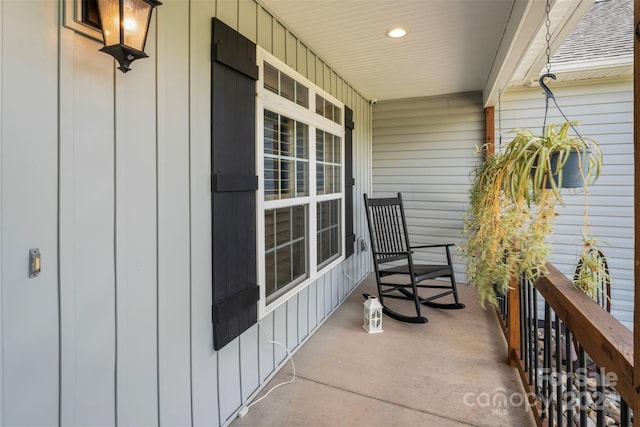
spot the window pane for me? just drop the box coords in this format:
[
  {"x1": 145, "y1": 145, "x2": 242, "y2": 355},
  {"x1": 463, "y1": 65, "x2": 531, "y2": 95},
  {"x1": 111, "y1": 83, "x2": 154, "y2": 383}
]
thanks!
[
  {"x1": 265, "y1": 251, "x2": 276, "y2": 295},
  {"x1": 292, "y1": 240, "x2": 306, "y2": 280},
  {"x1": 317, "y1": 165, "x2": 325, "y2": 195},
  {"x1": 275, "y1": 208, "x2": 291, "y2": 246},
  {"x1": 316, "y1": 131, "x2": 324, "y2": 162},
  {"x1": 264, "y1": 158, "x2": 278, "y2": 200},
  {"x1": 324, "y1": 100, "x2": 333, "y2": 121},
  {"x1": 316, "y1": 132, "x2": 342, "y2": 194},
  {"x1": 264, "y1": 63, "x2": 279, "y2": 94},
  {"x1": 296, "y1": 122, "x2": 308, "y2": 159},
  {"x1": 264, "y1": 111, "x2": 278, "y2": 155},
  {"x1": 333, "y1": 135, "x2": 342, "y2": 163},
  {"x1": 333, "y1": 105, "x2": 342, "y2": 125},
  {"x1": 325, "y1": 132, "x2": 334, "y2": 163},
  {"x1": 276, "y1": 246, "x2": 292, "y2": 287},
  {"x1": 296, "y1": 162, "x2": 308, "y2": 197},
  {"x1": 317, "y1": 199, "x2": 341, "y2": 267},
  {"x1": 315, "y1": 94, "x2": 323, "y2": 116},
  {"x1": 265, "y1": 210, "x2": 275, "y2": 250},
  {"x1": 280, "y1": 116, "x2": 293, "y2": 157},
  {"x1": 280, "y1": 73, "x2": 295, "y2": 101},
  {"x1": 264, "y1": 111, "x2": 308, "y2": 201},
  {"x1": 265, "y1": 206, "x2": 308, "y2": 299},
  {"x1": 296, "y1": 83, "x2": 308, "y2": 108},
  {"x1": 292, "y1": 205, "x2": 306, "y2": 239},
  {"x1": 280, "y1": 159, "x2": 294, "y2": 199}
]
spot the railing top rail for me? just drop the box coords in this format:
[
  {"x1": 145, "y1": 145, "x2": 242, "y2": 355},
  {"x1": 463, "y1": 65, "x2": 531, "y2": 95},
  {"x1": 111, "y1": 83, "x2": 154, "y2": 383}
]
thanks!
[{"x1": 535, "y1": 263, "x2": 634, "y2": 405}]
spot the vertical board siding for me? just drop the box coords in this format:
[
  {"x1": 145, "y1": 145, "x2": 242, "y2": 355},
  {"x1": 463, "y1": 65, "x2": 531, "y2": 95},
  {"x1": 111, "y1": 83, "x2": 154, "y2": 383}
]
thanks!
[
  {"x1": 216, "y1": 0, "x2": 238, "y2": 30},
  {"x1": 1, "y1": 2, "x2": 60, "y2": 425},
  {"x1": 114, "y1": 23, "x2": 160, "y2": 425},
  {"x1": 258, "y1": 313, "x2": 275, "y2": 383},
  {"x1": 286, "y1": 299, "x2": 298, "y2": 352},
  {"x1": 371, "y1": 92, "x2": 484, "y2": 282},
  {"x1": 156, "y1": 0, "x2": 192, "y2": 425},
  {"x1": 298, "y1": 287, "x2": 309, "y2": 341},
  {"x1": 238, "y1": 0, "x2": 258, "y2": 43},
  {"x1": 217, "y1": 339, "x2": 242, "y2": 423},
  {"x1": 499, "y1": 78, "x2": 634, "y2": 329},
  {"x1": 308, "y1": 281, "x2": 318, "y2": 330},
  {"x1": 1, "y1": 1, "x2": 372, "y2": 426},
  {"x1": 273, "y1": 305, "x2": 288, "y2": 365},
  {"x1": 59, "y1": 30, "x2": 117, "y2": 427},
  {"x1": 190, "y1": 0, "x2": 220, "y2": 424},
  {"x1": 239, "y1": 325, "x2": 260, "y2": 401}
]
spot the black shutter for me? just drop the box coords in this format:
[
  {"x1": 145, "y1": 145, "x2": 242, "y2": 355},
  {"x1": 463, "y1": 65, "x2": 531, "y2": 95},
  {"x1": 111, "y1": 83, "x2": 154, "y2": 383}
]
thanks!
[
  {"x1": 344, "y1": 107, "x2": 355, "y2": 258},
  {"x1": 211, "y1": 18, "x2": 259, "y2": 351}
]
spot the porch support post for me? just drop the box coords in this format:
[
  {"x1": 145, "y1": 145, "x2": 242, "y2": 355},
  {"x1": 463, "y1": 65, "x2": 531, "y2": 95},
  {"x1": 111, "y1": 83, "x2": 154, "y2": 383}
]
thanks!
[
  {"x1": 485, "y1": 106, "x2": 495, "y2": 155},
  {"x1": 486, "y1": 105, "x2": 520, "y2": 363},
  {"x1": 633, "y1": 0, "x2": 640, "y2": 415}
]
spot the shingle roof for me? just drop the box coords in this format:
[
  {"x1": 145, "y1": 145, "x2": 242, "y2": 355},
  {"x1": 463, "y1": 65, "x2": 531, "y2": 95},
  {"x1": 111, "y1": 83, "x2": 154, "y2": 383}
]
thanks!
[{"x1": 551, "y1": 0, "x2": 632, "y2": 64}]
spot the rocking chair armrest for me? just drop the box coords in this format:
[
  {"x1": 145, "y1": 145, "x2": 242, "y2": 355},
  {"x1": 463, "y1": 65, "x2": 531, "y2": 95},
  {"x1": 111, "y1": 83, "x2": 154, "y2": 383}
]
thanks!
[{"x1": 410, "y1": 243, "x2": 455, "y2": 250}]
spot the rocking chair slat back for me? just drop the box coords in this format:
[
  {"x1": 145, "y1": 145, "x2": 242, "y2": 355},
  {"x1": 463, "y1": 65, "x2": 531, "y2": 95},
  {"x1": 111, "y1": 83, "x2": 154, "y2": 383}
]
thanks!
[{"x1": 366, "y1": 199, "x2": 410, "y2": 264}]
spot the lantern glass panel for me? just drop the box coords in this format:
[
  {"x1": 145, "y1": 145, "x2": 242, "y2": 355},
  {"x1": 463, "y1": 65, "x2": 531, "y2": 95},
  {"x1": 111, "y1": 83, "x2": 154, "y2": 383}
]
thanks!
[
  {"x1": 97, "y1": 0, "x2": 120, "y2": 46},
  {"x1": 123, "y1": 0, "x2": 152, "y2": 51}
]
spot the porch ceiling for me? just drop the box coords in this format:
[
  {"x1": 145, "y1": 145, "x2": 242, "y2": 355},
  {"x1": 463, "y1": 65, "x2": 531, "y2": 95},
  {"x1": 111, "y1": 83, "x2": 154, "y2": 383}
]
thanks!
[{"x1": 258, "y1": 0, "x2": 594, "y2": 105}]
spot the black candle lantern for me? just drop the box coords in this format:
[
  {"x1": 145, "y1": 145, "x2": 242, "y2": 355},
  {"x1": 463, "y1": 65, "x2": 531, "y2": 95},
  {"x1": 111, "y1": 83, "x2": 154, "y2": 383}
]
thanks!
[{"x1": 97, "y1": 0, "x2": 162, "y2": 73}]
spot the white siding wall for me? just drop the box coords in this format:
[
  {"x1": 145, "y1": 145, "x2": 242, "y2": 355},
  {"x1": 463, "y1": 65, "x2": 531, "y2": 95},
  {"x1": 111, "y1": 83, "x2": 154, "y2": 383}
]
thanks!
[
  {"x1": 371, "y1": 92, "x2": 485, "y2": 282},
  {"x1": 499, "y1": 77, "x2": 634, "y2": 329},
  {"x1": 0, "y1": 1, "x2": 373, "y2": 426}
]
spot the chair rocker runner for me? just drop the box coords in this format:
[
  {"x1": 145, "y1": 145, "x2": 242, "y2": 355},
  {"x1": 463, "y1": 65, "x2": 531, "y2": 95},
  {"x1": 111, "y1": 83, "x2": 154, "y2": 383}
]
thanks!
[{"x1": 363, "y1": 193, "x2": 465, "y2": 323}]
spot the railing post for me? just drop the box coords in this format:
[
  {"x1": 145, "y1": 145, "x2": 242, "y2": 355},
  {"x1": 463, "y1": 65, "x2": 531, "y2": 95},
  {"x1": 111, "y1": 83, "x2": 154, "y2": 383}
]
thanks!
[{"x1": 507, "y1": 275, "x2": 521, "y2": 365}]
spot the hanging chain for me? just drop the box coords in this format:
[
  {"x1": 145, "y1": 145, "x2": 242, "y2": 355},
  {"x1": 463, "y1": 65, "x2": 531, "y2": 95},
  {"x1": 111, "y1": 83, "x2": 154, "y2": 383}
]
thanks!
[
  {"x1": 542, "y1": 0, "x2": 553, "y2": 134},
  {"x1": 545, "y1": 0, "x2": 552, "y2": 74},
  {"x1": 498, "y1": 88, "x2": 503, "y2": 148}
]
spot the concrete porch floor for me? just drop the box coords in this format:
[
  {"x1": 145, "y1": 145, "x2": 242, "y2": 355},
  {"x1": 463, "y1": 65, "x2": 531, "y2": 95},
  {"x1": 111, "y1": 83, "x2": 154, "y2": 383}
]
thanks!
[{"x1": 231, "y1": 275, "x2": 536, "y2": 427}]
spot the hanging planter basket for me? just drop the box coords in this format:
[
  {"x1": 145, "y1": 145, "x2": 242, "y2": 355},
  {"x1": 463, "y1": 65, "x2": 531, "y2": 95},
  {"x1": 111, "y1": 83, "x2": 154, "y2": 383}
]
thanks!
[{"x1": 532, "y1": 147, "x2": 590, "y2": 190}]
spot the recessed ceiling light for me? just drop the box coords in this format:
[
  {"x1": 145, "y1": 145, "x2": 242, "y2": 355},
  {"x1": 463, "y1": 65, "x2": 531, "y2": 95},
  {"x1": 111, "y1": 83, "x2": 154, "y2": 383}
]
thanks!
[{"x1": 386, "y1": 28, "x2": 407, "y2": 38}]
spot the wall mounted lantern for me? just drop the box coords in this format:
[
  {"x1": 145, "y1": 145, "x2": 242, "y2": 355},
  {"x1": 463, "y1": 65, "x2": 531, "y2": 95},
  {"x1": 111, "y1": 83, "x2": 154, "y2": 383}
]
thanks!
[{"x1": 97, "y1": 0, "x2": 162, "y2": 73}]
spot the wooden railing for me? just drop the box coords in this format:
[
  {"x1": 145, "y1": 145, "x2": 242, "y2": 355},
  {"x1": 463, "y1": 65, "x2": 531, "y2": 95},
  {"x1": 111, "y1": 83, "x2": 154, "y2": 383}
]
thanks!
[{"x1": 497, "y1": 263, "x2": 634, "y2": 426}]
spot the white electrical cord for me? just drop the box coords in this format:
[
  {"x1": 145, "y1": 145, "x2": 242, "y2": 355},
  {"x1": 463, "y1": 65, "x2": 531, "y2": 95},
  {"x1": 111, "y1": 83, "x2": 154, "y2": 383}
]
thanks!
[
  {"x1": 241, "y1": 323, "x2": 296, "y2": 415},
  {"x1": 342, "y1": 263, "x2": 355, "y2": 283}
]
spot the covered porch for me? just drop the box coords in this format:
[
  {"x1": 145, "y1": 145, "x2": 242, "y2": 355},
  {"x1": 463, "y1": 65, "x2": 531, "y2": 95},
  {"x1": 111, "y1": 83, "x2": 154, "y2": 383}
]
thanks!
[{"x1": 231, "y1": 274, "x2": 536, "y2": 426}]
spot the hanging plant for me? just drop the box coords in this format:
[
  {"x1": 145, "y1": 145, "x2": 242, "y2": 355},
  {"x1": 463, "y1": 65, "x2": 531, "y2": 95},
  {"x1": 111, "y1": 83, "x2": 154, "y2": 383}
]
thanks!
[
  {"x1": 460, "y1": 122, "x2": 603, "y2": 307},
  {"x1": 573, "y1": 231, "x2": 612, "y2": 306}
]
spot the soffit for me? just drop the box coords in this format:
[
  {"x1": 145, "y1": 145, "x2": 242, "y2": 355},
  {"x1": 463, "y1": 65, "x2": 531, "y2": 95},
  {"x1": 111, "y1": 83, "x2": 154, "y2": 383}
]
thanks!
[{"x1": 258, "y1": 0, "x2": 592, "y2": 104}]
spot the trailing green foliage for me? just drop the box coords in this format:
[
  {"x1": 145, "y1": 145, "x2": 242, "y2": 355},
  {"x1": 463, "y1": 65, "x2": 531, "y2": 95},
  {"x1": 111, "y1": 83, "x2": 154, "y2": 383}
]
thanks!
[
  {"x1": 460, "y1": 123, "x2": 603, "y2": 307},
  {"x1": 573, "y1": 232, "x2": 612, "y2": 304}
]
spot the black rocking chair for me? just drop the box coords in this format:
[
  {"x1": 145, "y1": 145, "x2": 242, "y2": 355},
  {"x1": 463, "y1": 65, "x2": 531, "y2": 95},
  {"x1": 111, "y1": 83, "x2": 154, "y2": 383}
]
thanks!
[{"x1": 363, "y1": 193, "x2": 465, "y2": 323}]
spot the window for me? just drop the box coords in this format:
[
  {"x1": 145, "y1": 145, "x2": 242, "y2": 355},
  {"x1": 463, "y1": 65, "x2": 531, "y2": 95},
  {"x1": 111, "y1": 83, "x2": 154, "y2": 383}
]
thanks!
[
  {"x1": 258, "y1": 48, "x2": 345, "y2": 313},
  {"x1": 63, "y1": 0, "x2": 103, "y2": 41}
]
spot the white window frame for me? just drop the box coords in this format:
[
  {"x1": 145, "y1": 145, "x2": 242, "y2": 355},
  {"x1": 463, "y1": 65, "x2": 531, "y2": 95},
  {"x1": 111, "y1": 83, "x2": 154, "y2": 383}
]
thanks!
[
  {"x1": 63, "y1": 0, "x2": 104, "y2": 42},
  {"x1": 257, "y1": 47, "x2": 345, "y2": 318}
]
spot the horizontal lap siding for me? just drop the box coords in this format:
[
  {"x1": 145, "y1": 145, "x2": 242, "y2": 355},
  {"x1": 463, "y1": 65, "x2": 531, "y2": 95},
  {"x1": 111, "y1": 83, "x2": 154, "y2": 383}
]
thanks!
[
  {"x1": 499, "y1": 77, "x2": 634, "y2": 329},
  {"x1": 372, "y1": 92, "x2": 485, "y2": 282}
]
